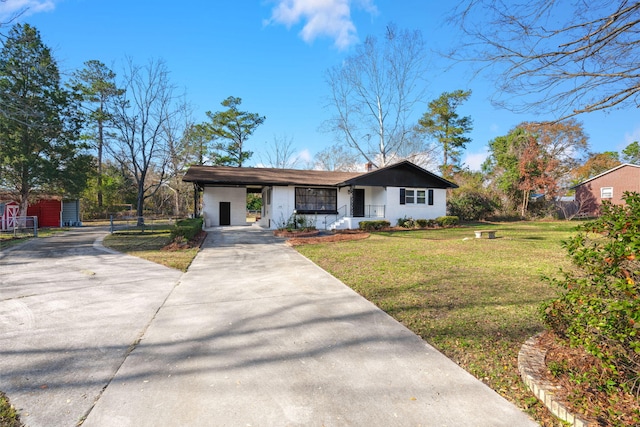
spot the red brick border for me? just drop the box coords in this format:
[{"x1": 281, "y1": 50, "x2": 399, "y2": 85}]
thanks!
[{"x1": 518, "y1": 334, "x2": 591, "y2": 427}]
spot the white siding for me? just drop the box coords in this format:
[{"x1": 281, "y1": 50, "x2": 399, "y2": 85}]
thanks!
[
  {"x1": 337, "y1": 187, "x2": 350, "y2": 215},
  {"x1": 204, "y1": 184, "x2": 449, "y2": 230},
  {"x1": 260, "y1": 186, "x2": 351, "y2": 230},
  {"x1": 202, "y1": 187, "x2": 247, "y2": 227},
  {"x1": 369, "y1": 187, "x2": 386, "y2": 206},
  {"x1": 385, "y1": 187, "x2": 447, "y2": 223}
]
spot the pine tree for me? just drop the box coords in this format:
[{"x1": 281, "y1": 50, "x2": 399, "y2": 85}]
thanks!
[{"x1": 0, "y1": 23, "x2": 91, "y2": 215}]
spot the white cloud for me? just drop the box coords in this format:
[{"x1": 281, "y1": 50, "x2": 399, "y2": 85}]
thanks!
[
  {"x1": 295, "y1": 148, "x2": 312, "y2": 163},
  {"x1": 462, "y1": 150, "x2": 489, "y2": 171},
  {"x1": 621, "y1": 126, "x2": 640, "y2": 151},
  {"x1": 267, "y1": 0, "x2": 378, "y2": 50},
  {"x1": 0, "y1": 0, "x2": 55, "y2": 21}
]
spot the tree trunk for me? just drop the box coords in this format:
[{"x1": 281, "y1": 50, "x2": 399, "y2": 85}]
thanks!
[
  {"x1": 19, "y1": 190, "x2": 29, "y2": 219},
  {"x1": 97, "y1": 118, "x2": 104, "y2": 208},
  {"x1": 19, "y1": 164, "x2": 29, "y2": 217},
  {"x1": 173, "y1": 188, "x2": 180, "y2": 217},
  {"x1": 136, "y1": 183, "x2": 145, "y2": 226},
  {"x1": 521, "y1": 190, "x2": 530, "y2": 217}
]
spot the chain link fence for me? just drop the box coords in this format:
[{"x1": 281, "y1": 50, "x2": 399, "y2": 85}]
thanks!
[{"x1": 108, "y1": 216, "x2": 178, "y2": 234}]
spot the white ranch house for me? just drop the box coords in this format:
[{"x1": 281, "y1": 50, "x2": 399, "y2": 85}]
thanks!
[{"x1": 182, "y1": 161, "x2": 458, "y2": 230}]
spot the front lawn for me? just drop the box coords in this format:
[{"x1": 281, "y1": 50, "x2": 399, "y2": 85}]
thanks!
[
  {"x1": 102, "y1": 225, "x2": 201, "y2": 272},
  {"x1": 296, "y1": 221, "x2": 577, "y2": 426}
]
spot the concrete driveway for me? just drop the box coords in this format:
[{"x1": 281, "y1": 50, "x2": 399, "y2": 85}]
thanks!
[
  {"x1": 0, "y1": 227, "x2": 182, "y2": 427},
  {"x1": 1, "y1": 226, "x2": 538, "y2": 426}
]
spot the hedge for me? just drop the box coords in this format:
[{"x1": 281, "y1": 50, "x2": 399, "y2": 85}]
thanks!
[
  {"x1": 171, "y1": 218, "x2": 203, "y2": 241},
  {"x1": 435, "y1": 215, "x2": 459, "y2": 227},
  {"x1": 358, "y1": 220, "x2": 391, "y2": 231}
]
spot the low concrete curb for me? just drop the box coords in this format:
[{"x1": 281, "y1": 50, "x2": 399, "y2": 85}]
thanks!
[{"x1": 518, "y1": 334, "x2": 591, "y2": 427}]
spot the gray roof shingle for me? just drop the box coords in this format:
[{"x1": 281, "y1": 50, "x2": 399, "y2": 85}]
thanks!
[
  {"x1": 182, "y1": 161, "x2": 457, "y2": 189},
  {"x1": 182, "y1": 165, "x2": 363, "y2": 186}
]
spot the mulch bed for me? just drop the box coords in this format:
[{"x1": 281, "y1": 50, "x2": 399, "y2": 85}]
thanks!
[
  {"x1": 161, "y1": 230, "x2": 207, "y2": 251},
  {"x1": 536, "y1": 330, "x2": 640, "y2": 426},
  {"x1": 273, "y1": 229, "x2": 320, "y2": 238}
]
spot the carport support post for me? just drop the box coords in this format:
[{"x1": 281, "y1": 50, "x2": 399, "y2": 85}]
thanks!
[{"x1": 193, "y1": 183, "x2": 201, "y2": 218}]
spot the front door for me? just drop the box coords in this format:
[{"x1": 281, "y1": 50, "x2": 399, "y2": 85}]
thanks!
[
  {"x1": 353, "y1": 189, "x2": 365, "y2": 217},
  {"x1": 219, "y1": 202, "x2": 231, "y2": 226}
]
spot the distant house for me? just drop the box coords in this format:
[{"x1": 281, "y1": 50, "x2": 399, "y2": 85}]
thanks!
[
  {"x1": 182, "y1": 160, "x2": 458, "y2": 230},
  {"x1": 572, "y1": 163, "x2": 640, "y2": 217}
]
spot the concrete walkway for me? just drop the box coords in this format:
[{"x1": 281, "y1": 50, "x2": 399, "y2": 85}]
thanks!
[{"x1": 1, "y1": 226, "x2": 538, "y2": 426}]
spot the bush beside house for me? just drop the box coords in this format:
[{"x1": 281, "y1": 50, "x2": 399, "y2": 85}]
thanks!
[{"x1": 171, "y1": 218, "x2": 203, "y2": 241}]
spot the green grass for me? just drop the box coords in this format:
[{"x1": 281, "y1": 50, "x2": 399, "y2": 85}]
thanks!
[
  {"x1": 0, "y1": 391, "x2": 21, "y2": 427},
  {"x1": 102, "y1": 226, "x2": 199, "y2": 272},
  {"x1": 296, "y1": 221, "x2": 578, "y2": 425}
]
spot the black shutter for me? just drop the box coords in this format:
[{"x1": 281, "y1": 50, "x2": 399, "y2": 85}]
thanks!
[
  {"x1": 428, "y1": 189, "x2": 434, "y2": 205},
  {"x1": 400, "y1": 188, "x2": 406, "y2": 205}
]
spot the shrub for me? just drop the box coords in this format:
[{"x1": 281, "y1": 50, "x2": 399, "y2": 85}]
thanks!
[
  {"x1": 447, "y1": 190, "x2": 498, "y2": 221},
  {"x1": 435, "y1": 216, "x2": 459, "y2": 227},
  {"x1": 416, "y1": 219, "x2": 429, "y2": 228},
  {"x1": 277, "y1": 213, "x2": 317, "y2": 231},
  {"x1": 396, "y1": 216, "x2": 415, "y2": 228},
  {"x1": 171, "y1": 217, "x2": 203, "y2": 241},
  {"x1": 359, "y1": 220, "x2": 390, "y2": 231},
  {"x1": 541, "y1": 192, "x2": 640, "y2": 393}
]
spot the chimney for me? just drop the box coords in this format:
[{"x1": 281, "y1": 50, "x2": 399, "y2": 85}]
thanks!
[{"x1": 365, "y1": 162, "x2": 374, "y2": 172}]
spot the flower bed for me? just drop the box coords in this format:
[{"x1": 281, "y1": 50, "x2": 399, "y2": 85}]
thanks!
[{"x1": 273, "y1": 229, "x2": 320, "y2": 238}]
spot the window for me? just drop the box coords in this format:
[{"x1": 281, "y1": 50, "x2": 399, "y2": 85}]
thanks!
[
  {"x1": 295, "y1": 187, "x2": 337, "y2": 213},
  {"x1": 400, "y1": 188, "x2": 431, "y2": 204},
  {"x1": 406, "y1": 189, "x2": 415, "y2": 204},
  {"x1": 601, "y1": 187, "x2": 613, "y2": 199}
]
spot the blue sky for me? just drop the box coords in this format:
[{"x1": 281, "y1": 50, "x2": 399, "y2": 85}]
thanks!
[{"x1": 5, "y1": 0, "x2": 636, "y2": 170}]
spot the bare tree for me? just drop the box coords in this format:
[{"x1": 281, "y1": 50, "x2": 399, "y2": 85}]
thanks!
[
  {"x1": 107, "y1": 59, "x2": 180, "y2": 225},
  {"x1": 313, "y1": 143, "x2": 361, "y2": 171},
  {"x1": 162, "y1": 102, "x2": 194, "y2": 217},
  {"x1": 324, "y1": 24, "x2": 429, "y2": 167},
  {"x1": 555, "y1": 188, "x2": 590, "y2": 220},
  {"x1": 451, "y1": 1, "x2": 640, "y2": 118},
  {"x1": 260, "y1": 134, "x2": 301, "y2": 169}
]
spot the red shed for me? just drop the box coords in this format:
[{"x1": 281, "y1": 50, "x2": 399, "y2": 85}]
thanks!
[{"x1": 27, "y1": 199, "x2": 62, "y2": 228}]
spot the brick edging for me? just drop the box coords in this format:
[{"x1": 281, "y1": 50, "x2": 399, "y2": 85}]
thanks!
[{"x1": 518, "y1": 333, "x2": 591, "y2": 427}]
